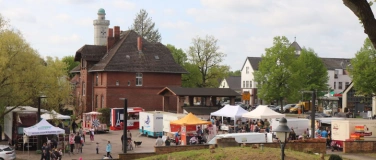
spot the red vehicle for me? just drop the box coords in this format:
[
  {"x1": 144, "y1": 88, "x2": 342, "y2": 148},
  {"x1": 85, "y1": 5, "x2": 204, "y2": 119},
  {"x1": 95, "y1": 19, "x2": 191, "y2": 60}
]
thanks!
[{"x1": 110, "y1": 107, "x2": 144, "y2": 130}]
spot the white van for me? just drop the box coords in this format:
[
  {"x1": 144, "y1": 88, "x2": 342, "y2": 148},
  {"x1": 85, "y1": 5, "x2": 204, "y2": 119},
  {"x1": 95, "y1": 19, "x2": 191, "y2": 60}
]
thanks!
[
  {"x1": 271, "y1": 118, "x2": 309, "y2": 136},
  {"x1": 208, "y1": 133, "x2": 272, "y2": 144}
]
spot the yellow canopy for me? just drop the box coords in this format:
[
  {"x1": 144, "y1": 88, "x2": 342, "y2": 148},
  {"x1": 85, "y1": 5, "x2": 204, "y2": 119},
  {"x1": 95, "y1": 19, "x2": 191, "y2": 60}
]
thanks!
[{"x1": 170, "y1": 113, "x2": 211, "y2": 125}]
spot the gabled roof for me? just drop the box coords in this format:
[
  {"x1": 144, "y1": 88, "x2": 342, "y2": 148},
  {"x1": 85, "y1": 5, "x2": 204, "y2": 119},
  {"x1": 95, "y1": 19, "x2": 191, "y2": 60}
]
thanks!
[
  {"x1": 74, "y1": 45, "x2": 107, "y2": 61},
  {"x1": 321, "y1": 58, "x2": 351, "y2": 70},
  {"x1": 225, "y1": 76, "x2": 241, "y2": 90},
  {"x1": 70, "y1": 65, "x2": 80, "y2": 73},
  {"x1": 242, "y1": 57, "x2": 262, "y2": 71},
  {"x1": 88, "y1": 30, "x2": 187, "y2": 73},
  {"x1": 157, "y1": 86, "x2": 240, "y2": 97},
  {"x1": 290, "y1": 41, "x2": 302, "y2": 51},
  {"x1": 243, "y1": 57, "x2": 351, "y2": 71}
]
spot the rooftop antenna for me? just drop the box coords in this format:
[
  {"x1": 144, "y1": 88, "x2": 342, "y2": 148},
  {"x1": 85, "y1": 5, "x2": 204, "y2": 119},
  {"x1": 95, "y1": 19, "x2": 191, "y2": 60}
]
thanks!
[{"x1": 294, "y1": 36, "x2": 296, "y2": 42}]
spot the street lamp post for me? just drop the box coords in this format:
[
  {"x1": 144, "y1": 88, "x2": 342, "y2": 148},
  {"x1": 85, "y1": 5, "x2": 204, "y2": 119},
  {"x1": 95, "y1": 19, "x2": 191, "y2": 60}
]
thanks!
[
  {"x1": 37, "y1": 96, "x2": 47, "y2": 151},
  {"x1": 119, "y1": 98, "x2": 128, "y2": 154},
  {"x1": 274, "y1": 117, "x2": 291, "y2": 160}
]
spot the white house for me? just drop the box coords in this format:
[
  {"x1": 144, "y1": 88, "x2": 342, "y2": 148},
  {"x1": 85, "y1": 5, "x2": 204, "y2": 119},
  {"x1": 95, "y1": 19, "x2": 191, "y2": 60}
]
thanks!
[
  {"x1": 241, "y1": 40, "x2": 352, "y2": 105},
  {"x1": 219, "y1": 76, "x2": 241, "y2": 93}
]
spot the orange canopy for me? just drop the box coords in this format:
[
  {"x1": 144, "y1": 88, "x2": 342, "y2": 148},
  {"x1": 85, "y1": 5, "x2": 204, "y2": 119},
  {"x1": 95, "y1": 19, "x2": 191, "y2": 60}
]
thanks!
[{"x1": 170, "y1": 113, "x2": 211, "y2": 125}]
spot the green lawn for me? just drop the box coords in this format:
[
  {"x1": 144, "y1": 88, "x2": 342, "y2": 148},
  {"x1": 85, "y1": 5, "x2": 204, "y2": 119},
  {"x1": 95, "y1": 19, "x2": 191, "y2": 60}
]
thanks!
[{"x1": 139, "y1": 147, "x2": 340, "y2": 160}]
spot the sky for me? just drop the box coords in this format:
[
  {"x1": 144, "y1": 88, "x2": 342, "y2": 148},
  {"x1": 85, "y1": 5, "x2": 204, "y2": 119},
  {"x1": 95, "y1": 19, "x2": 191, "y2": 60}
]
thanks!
[{"x1": 0, "y1": 0, "x2": 372, "y2": 71}]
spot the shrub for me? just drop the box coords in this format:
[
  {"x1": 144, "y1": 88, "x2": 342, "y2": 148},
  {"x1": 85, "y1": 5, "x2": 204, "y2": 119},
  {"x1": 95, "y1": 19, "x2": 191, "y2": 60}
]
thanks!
[
  {"x1": 98, "y1": 108, "x2": 111, "y2": 126},
  {"x1": 328, "y1": 154, "x2": 342, "y2": 160}
]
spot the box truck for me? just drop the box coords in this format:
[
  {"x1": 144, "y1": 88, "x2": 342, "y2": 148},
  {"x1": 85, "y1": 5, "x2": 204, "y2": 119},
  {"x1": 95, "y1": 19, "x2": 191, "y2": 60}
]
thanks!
[
  {"x1": 331, "y1": 119, "x2": 376, "y2": 141},
  {"x1": 139, "y1": 111, "x2": 164, "y2": 137},
  {"x1": 271, "y1": 118, "x2": 309, "y2": 136}
]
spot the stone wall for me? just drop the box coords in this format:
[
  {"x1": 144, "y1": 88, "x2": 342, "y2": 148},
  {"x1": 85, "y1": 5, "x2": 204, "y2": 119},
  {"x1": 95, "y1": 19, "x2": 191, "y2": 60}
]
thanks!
[
  {"x1": 118, "y1": 144, "x2": 210, "y2": 160},
  {"x1": 343, "y1": 141, "x2": 376, "y2": 153},
  {"x1": 217, "y1": 138, "x2": 326, "y2": 154}
]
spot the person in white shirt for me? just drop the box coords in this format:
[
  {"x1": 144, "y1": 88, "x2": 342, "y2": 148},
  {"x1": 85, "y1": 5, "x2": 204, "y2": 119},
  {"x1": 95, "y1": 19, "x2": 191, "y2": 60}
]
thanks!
[
  {"x1": 155, "y1": 136, "x2": 164, "y2": 146},
  {"x1": 189, "y1": 136, "x2": 198, "y2": 145}
]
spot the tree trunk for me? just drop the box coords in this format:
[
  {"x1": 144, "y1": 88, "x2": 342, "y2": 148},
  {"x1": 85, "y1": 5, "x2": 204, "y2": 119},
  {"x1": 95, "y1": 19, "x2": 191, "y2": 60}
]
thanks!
[
  {"x1": 280, "y1": 98, "x2": 284, "y2": 113},
  {"x1": 343, "y1": 0, "x2": 376, "y2": 48}
]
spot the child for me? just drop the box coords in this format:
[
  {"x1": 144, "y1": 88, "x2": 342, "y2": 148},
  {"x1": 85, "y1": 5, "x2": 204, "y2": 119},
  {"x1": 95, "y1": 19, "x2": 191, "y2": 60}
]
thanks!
[
  {"x1": 96, "y1": 142, "x2": 99, "y2": 154},
  {"x1": 80, "y1": 135, "x2": 84, "y2": 153}
]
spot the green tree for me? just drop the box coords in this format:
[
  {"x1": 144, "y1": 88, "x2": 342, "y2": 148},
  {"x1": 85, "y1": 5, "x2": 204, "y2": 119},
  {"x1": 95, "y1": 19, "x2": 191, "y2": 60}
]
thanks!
[
  {"x1": 254, "y1": 36, "x2": 297, "y2": 112},
  {"x1": 181, "y1": 63, "x2": 201, "y2": 87},
  {"x1": 348, "y1": 38, "x2": 376, "y2": 95},
  {"x1": 343, "y1": 0, "x2": 376, "y2": 48},
  {"x1": 0, "y1": 15, "x2": 71, "y2": 119},
  {"x1": 166, "y1": 44, "x2": 187, "y2": 66},
  {"x1": 187, "y1": 35, "x2": 227, "y2": 88},
  {"x1": 129, "y1": 9, "x2": 161, "y2": 43},
  {"x1": 228, "y1": 70, "x2": 241, "y2": 76},
  {"x1": 293, "y1": 48, "x2": 329, "y2": 100},
  {"x1": 62, "y1": 55, "x2": 80, "y2": 78}
]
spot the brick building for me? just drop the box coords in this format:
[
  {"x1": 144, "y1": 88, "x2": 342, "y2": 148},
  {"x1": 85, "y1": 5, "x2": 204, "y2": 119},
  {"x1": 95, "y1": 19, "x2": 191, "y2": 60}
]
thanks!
[{"x1": 70, "y1": 8, "x2": 186, "y2": 113}]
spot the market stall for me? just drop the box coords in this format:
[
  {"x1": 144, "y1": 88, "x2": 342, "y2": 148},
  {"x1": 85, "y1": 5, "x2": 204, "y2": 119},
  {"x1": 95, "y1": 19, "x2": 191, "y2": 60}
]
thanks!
[
  {"x1": 170, "y1": 113, "x2": 210, "y2": 145},
  {"x1": 242, "y1": 105, "x2": 285, "y2": 119},
  {"x1": 210, "y1": 105, "x2": 249, "y2": 130},
  {"x1": 83, "y1": 111, "x2": 109, "y2": 132},
  {"x1": 110, "y1": 107, "x2": 144, "y2": 130},
  {"x1": 23, "y1": 119, "x2": 65, "y2": 157}
]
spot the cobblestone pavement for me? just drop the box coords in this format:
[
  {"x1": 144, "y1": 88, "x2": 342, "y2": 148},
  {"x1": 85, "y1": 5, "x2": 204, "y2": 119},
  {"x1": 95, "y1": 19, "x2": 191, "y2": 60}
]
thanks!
[{"x1": 12, "y1": 129, "x2": 156, "y2": 160}]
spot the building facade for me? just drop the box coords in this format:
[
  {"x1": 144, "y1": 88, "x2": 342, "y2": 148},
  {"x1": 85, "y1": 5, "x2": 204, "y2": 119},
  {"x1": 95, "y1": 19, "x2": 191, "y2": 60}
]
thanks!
[
  {"x1": 240, "y1": 40, "x2": 352, "y2": 106},
  {"x1": 70, "y1": 9, "x2": 186, "y2": 113}
]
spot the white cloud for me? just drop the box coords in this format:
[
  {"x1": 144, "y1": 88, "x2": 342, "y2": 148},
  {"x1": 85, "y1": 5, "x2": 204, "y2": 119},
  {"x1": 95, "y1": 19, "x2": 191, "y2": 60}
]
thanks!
[
  {"x1": 161, "y1": 20, "x2": 192, "y2": 30},
  {"x1": 2, "y1": 8, "x2": 36, "y2": 23},
  {"x1": 49, "y1": 34, "x2": 81, "y2": 44},
  {"x1": 112, "y1": 0, "x2": 136, "y2": 10},
  {"x1": 55, "y1": 13, "x2": 71, "y2": 22},
  {"x1": 163, "y1": 8, "x2": 175, "y2": 14}
]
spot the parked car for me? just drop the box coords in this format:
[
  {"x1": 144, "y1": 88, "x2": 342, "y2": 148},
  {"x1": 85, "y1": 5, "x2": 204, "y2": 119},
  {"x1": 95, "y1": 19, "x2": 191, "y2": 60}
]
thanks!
[
  {"x1": 271, "y1": 105, "x2": 282, "y2": 113},
  {"x1": 0, "y1": 145, "x2": 16, "y2": 160},
  {"x1": 306, "y1": 113, "x2": 331, "y2": 119},
  {"x1": 333, "y1": 112, "x2": 353, "y2": 118},
  {"x1": 283, "y1": 104, "x2": 296, "y2": 113}
]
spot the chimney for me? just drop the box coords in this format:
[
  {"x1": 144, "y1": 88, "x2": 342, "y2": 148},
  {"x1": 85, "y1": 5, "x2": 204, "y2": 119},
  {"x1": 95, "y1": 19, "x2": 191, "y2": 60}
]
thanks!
[
  {"x1": 137, "y1": 37, "x2": 142, "y2": 51},
  {"x1": 114, "y1": 26, "x2": 120, "y2": 42},
  {"x1": 107, "y1": 28, "x2": 115, "y2": 51}
]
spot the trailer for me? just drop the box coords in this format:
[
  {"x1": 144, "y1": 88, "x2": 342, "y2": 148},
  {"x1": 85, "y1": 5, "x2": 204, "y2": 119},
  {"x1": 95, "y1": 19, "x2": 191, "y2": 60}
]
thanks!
[{"x1": 139, "y1": 111, "x2": 164, "y2": 137}]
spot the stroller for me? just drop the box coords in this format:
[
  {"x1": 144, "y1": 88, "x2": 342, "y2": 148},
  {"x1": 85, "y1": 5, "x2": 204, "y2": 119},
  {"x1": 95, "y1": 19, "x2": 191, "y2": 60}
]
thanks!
[{"x1": 331, "y1": 141, "x2": 340, "y2": 152}]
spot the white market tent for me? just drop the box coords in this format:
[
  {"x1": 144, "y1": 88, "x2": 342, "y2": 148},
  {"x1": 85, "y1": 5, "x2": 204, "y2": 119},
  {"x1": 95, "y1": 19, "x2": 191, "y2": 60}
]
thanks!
[
  {"x1": 242, "y1": 105, "x2": 285, "y2": 119},
  {"x1": 210, "y1": 105, "x2": 249, "y2": 126},
  {"x1": 211, "y1": 105, "x2": 249, "y2": 119},
  {"x1": 23, "y1": 119, "x2": 65, "y2": 136},
  {"x1": 41, "y1": 110, "x2": 71, "y2": 120}
]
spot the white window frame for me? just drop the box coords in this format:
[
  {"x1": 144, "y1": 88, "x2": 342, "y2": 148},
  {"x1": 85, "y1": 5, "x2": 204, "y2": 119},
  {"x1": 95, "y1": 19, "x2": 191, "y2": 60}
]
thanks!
[
  {"x1": 136, "y1": 73, "x2": 143, "y2": 86},
  {"x1": 246, "y1": 81, "x2": 249, "y2": 88},
  {"x1": 246, "y1": 67, "x2": 249, "y2": 74},
  {"x1": 243, "y1": 81, "x2": 245, "y2": 88}
]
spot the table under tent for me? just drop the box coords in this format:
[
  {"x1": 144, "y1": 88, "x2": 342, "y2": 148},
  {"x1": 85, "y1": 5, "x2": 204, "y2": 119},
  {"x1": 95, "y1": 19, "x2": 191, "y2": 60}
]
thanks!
[
  {"x1": 210, "y1": 105, "x2": 249, "y2": 131},
  {"x1": 242, "y1": 105, "x2": 285, "y2": 132},
  {"x1": 23, "y1": 119, "x2": 66, "y2": 157}
]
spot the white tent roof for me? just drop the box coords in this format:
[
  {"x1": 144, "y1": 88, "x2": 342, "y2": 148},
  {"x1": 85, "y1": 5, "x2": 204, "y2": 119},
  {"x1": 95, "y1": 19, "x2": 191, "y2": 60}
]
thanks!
[
  {"x1": 41, "y1": 110, "x2": 71, "y2": 120},
  {"x1": 211, "y1": 105, "x2": 249, "y2": 118},
  {"x1": 6, "y1": 106, "x2": 49, "y2": 113},
  {"x1": 242, "y1": 105, "x2": 285, "y2": 119},
  {"x1": 23, "y1": 119, "x2": 65, "y2": 136}
]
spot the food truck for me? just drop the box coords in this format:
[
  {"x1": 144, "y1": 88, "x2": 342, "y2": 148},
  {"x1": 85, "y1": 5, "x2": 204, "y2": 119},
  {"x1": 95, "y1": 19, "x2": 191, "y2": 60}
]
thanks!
[
  {"x1": 4, "y1": 106, "x2": 47, "y2": 150},
  {"x1": 331, "y1": 119, "x2": 376, "y2": 149},
  {"x1": 139, "y1": 111, "x2": 164, "y2": 137},
  {"x1": 110, "y1": 107, "x2": 144, "y2": 130}
]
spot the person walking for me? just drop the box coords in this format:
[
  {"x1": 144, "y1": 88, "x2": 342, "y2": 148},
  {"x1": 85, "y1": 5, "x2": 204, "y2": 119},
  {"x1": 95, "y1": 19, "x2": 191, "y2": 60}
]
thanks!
[
  {"x1": 105, "y1": 141, "x2": 113, "y2": 159},
  {"x1": 41, "y1": 143, "x2": 47, "y2": 160},
  {"x1": 74, "y1": 133, "x2": 81, "y2": 154},
  {"x1": 72, "y1": 121, "x2": 78, "y2": 134},
  {"x1": 69, "y1": 133, "x2": 75, "y2": 155},
  {"x1": 90, "y1": 127, "x2": 95, "y2": 141}
]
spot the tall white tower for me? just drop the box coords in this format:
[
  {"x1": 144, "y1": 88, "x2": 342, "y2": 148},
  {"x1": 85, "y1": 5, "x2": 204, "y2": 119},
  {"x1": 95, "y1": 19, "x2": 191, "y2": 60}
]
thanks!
[{"x1": 93, "y1": 8, "x2": 110, "y2": 45}]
